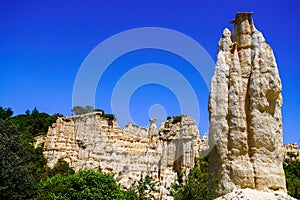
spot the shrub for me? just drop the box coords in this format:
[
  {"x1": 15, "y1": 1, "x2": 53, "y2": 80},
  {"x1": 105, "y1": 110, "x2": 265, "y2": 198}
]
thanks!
[
  {"x1": 284, "y1": 160, "x2": 300, "y2": 199},
  {"x1": 38, "y1": 169, "x2": 124, "y2": 200},
  {"x1": 170, "y1": 157, "x2": 215, "y2": 200}
]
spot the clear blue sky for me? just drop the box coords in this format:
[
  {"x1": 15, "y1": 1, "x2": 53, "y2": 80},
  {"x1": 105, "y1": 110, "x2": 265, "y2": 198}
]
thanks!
[{"x1": 0, "y1": 0, "x2": 299, "y2": 144}]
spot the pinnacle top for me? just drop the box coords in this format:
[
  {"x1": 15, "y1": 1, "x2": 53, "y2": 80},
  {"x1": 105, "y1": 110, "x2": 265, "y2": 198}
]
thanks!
[{"x1": 230, "y1": 12, "x2": 253, "y2": 24}]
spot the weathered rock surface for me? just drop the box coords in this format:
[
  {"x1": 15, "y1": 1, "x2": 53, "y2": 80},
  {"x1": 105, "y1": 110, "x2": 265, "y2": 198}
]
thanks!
[
  {"x1": 216, "y1": 188, "x2": 296, "y2": 200},
  {"x1": 284, "y1": 143, "x2": 300, "y2": 163},
  {"x1": 41, "y1": 112, "x2": 201, "y2": 199},
  {"x1": 208, "y1": 12, "x2": 286, "y2": 196}
]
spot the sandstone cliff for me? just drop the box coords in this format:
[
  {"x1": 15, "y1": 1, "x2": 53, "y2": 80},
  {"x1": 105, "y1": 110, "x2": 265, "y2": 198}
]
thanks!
[
  {"x1": 208, "y1": 12, "x2": 286, "y2": 196},
  {"x1": 41, "y1": 112, "x2": 201, "y2": 199}
]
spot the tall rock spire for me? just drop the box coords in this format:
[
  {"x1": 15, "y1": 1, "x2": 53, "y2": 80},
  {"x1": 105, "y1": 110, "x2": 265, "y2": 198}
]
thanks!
[{"x1": 208, "y1": 12, "x2": 286, "y2": 196}]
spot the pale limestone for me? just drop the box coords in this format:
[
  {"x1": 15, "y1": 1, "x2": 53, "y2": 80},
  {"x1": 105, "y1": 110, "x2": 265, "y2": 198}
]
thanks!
[
  {"x1": 208, "y1": 13, "x2": 286, "y2": 196},
  {"x1": 284, "y1": 143, "x2": 300, "y2": 163},
  {"x1": 216, "y1": 188, "x2": 296, "y2": 200},
  {"x1": 41, "y1": 112, "x2": 201, "y2": 200}
]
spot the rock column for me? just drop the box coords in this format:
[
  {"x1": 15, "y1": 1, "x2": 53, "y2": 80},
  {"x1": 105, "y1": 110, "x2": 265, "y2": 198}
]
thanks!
[{"x1": 208, "y1": 12, "x2": 286, "y2": 196}]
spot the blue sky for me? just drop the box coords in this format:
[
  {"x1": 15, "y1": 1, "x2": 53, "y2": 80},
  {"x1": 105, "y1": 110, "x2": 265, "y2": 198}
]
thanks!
[{"x1": 0, "y1": 0, "x2": 299, "y2": 144}]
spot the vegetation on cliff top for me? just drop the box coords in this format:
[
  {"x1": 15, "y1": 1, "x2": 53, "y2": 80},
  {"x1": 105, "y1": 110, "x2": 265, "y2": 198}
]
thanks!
[
  {"x1": 166, "y1": 114, "x2": 185, "y2": 124},
  {"x1": 72, "y1": 105, "x2": 116, "y2": 120}
]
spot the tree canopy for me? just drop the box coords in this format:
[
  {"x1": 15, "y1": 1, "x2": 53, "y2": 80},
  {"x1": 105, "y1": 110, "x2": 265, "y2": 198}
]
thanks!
[
  {"x1": 0, "y1": 119, "x2": 37, "y2": 199},
  {"x1": 72, "y1": 105, "x2": 116, "y2": 119}
]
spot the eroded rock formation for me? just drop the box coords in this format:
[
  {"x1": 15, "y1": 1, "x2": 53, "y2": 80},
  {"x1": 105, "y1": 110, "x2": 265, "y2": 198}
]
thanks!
[
  {"x1": 208, "y1": 12, "x2": 286, "y2": 196},
  {"x1": 284, "y1": 143, "x2": 300, "y2": 163},
  {"x1": 216, "y1": 188, "x2": 296, "y2": 200},
  {"x1": 41, "y1": 112, "x2": 201, "y2": 199}
]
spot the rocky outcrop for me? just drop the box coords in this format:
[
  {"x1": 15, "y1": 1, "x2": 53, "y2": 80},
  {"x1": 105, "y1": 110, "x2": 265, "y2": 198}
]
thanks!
[
  {"x1": 200, "y1": 133, "x2": 209, "y2": 152},
  {"x1": 216, "y1": 188, "x2": 296, "y2": 200},
  {"x1": 208, "y1": 12, "x2": 286, "y2": 196},
  {"x1": 41, "y1": 112, "x2": 201, "y2": 200},
  {"x1": 284, "y1": 143, "x2": 300, "y2": 163}
]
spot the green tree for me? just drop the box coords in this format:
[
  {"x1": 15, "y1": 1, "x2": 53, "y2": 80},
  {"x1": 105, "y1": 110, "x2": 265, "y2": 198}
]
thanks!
[
  {"x1": 72, "y1": 106, "x2": 88, "y2": 115},
  {"x1": 72, "y1": 106, "x2": 116, "y2": 120},
  {"x1": 284, "y1": 160, "x2": 300, "y2": 199},
  {"x1": 10, "y1": 108, "x2": 59, "y2": 142},
  {"x1": 85, "y1": 105, "x2": 95, "y2": 113},
  {"x1": 170, "y1": 157, "x2": 215, "y2": 200},
  {"x1": 0, "y1": 107, "x2": 70, "y2": 198},
  {"x1": 0, "y1": 119, "x2": 37, "y2": 199},
  {"x1": 38, "y1": 169, "x2": 125, "y2": 200},
  {"x1": 129, "y1": 174, "x2": 158, "y2": 200},
  {"x1": 0, "y1": 106, "x2": 13, "y2": 120},
  {"x1": 43, "y1": 158, "x2": 75, "y2": 178},
  {"x1": 103, "y1": 113, "x2": 116, "y2": 120},
  {"x1": 166, "y1": 114, "x2": 185, "y2": 124},
  {"x1": 31, "y1": 107, "x2": 39, "y2": 116},
  {"x1": 27, "y1": 143, "x2": 48, "y2": 182},
  {"x1": 71, "y1": 105, "x2": 96, "y2": 115}
]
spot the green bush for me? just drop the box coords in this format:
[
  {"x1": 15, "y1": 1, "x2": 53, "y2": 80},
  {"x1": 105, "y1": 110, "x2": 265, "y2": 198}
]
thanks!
[
  {"x1": 170, "y1": 157, "x2": 215, "y2": 200},
  {"x1": 128, "y1": 174, "x2": 158, "y2": 200},
  {"x1": 166, "y1": 114, "x2": 184, "y2": 124},
  {"x1": 103, "y1": 113, "x2": 116, "y2": 120},
  {"x1": 284, "y1": 160, "x2": 300, "y2": 199},
  {"x1": 38, "y1": 169, "x2": 125, "y2": 200},
  {"x1": 43, "y1": 158, "x2": 75, "y2": 179},
  {"x1": 172, "y1": 115, "x2": 182, "y2": 124}
]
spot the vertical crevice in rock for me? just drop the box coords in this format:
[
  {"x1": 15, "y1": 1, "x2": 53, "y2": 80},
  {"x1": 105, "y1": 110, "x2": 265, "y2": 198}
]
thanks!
[{"x1": 208, "y1": 12, "x2": 286, "y2": 196}]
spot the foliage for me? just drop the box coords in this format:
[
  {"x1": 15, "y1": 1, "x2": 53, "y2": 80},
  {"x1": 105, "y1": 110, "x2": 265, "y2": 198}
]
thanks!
[
  {"x1": 27, "y1": 143, "x2": 48, "y2": 182},
  {"x1": 0, "y1": 106, "x2": 13, "y2": 120},
  {"x1": 172, "y1": 115, "x2": 182, "y2": 124},
  {"x1": 287, "y1": 151, "x2": 298, "y2": 159},
  {"x1": 166, "y1": 114, "x2": 184, "y2": 124},
  {"x1": 0, "y1": 119, "x2": 37, "y2": 200},
  {"x1": 284, "y1": 160, "x2": 300, "y2": 199},
  {"x1": 0, "y1": 106, "x2": 124, "y2": 199},
  {"x1": 103, "y1": 113, "x2": 116, "y2": 120},
  {"x1": 10, "y1": 108, "x2": 60, "y2": 142},
  {"x1": 85, "y1": 105, "x2": 95, "y2": 113},
  {"x1": 128, "y1": 174, "x2": 158, "y2": 200},
  {"x1": 170, "y1": 157, "x2": 215, "y2": 200},
  {"x1": 43, "y1": 158, "x2": 75, "y2": 179},
  {"x1": 72, "y1": 106, "x2": 116, "y2": 119},
  {"x1": 72, "y1": 105, "x2": 96, "y2": 115},
  {"x1": 0, "y1": 107, "x2": 64, "y2": 199},
  {"x1": 123, "y1": 187, "x2": 140, "y2": 200},
  {"x1": 37, "y1": 169, "x2": 125, "y2": 200},
  {"x1": 72, "y1": 105, "x2": 87, "y2": 115}
]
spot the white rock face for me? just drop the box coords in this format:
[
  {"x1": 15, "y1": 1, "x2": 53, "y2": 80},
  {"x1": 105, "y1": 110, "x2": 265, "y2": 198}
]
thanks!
[
  {"x1": 216, "y1": 188, "x2": 296, "y2": 200},
  {"x1": 208, "y1": 13, "x2": 286, "y2": 196},
  {"x1": 41, "y1": 112, "x2": 201, "y2": 200},
  {"x1": 284, "y1": 143, "x2": 300, "y2": 163}
]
